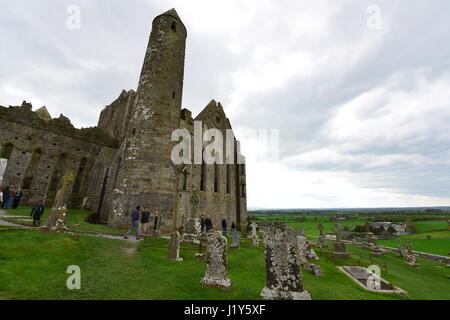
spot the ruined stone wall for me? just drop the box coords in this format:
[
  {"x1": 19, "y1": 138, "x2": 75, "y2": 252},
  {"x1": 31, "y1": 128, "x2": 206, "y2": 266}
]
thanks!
[
  {"x1": 171, "y1": 100, "x2": 247, "y2": 232},
  {"x1": 0, "y1": 104, "x2": 118, "y2": 208},
  {"x1": 97, "y1": 90, "x2": 136, "y2": 142}
]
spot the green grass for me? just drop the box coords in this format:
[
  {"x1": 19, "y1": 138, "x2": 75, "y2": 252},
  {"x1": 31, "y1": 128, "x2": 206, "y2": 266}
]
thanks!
[
  {"x1": 4, "y1": 206, "x2": 125, "y2": 235},
  {"x1": 0, "y1": 230, "x2": 449, "y2": 300}
]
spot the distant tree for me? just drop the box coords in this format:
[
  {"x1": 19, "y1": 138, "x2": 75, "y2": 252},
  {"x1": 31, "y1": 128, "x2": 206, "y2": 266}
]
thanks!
[
  {"x1": 405, "y1": 220, "x2": 417, "y2": 233},
  {"x1": 387, "y1": 226, "x2": 396, "y2": 234}
]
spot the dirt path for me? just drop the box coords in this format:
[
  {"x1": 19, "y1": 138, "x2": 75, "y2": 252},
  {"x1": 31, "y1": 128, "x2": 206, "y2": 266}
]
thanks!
[{"x1": 0, "y1": 209, "x2": 168, "y2": 242}]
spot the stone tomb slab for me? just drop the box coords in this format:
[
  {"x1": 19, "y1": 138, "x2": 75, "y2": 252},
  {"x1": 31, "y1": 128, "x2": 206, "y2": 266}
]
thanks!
[{"x1": 338, "y1": 266, "x2": 407, "y2": 296}]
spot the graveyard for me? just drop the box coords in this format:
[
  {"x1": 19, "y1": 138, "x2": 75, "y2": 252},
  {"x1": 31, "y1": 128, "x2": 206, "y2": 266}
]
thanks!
[{"x1": 0, "y1": 207, "x2": 449, "y2": 300}]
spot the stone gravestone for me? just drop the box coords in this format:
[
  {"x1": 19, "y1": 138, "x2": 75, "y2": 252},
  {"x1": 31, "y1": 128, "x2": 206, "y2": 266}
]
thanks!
[
  {"x1": 250, "y1": 222, "x2": 258, "y2": 237},
  {"x1": 397, "y1": 240, "x2": 407, "y2": 257},
  {"x1": 317, "y1": 223, "x2": 327, "y2": 247},
  {"x1": 250, "y1": 222, "x2": 259, "y2": 247},
  {"x1": 168, "y1": 231, "x2": 183, "y2": 262},
  {"x1": 251, "y1": 234, "x2": 260, "y2": 247},
  {"x1": 231, "y1": 230, "x2": 240, "y2": 249},
  {"x1": 182, "y1": 217, "x2": 201, "y2": 244},
  {"x1": 297, "y1": 234, "x2": 322, "y2": 276},
  {"x1": 200, "y1": 231, "x2": 232, "y2": 289},
  {"x1": 405, "y1": 242, "x2": 419, "y2": 267},
  {"x1": 260, "y1": 222, "x2": 311, "y2": 300},
  {"x1": 332, "y1": 223, "x2": 350, "y2": 260},
  {"x1": 45, "y1": 171, "x2": 74, "y2": 233},
  {"x1": 152, "y1": 215, "x2": 162, "y2": 238}
]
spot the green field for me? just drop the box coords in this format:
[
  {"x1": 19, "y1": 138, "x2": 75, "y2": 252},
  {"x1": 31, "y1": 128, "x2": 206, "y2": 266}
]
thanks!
[
  {"x1": 1, "y1": 229, "x2": 449, "y2": 300},
  {"x1": 250, "y1": 213, "x2": 450, "y2": 256},
  {"x1": 1, "y1": 209, "x2": 449, "y2": 300}
]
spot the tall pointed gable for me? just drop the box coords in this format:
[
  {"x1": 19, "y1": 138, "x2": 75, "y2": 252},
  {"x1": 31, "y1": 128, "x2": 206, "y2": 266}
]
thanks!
[
  {"x1": 162, "y1": 8, "x2": 181, "y2": 20},
  {"x1": 34, "y1": 106, "x2": 52, "y2": 121},
  {"x1": 194, "y1": 99, "x2": 233, "y2": 130}
]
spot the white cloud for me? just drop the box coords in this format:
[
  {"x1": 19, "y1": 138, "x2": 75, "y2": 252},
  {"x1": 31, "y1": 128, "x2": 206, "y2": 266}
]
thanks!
[{"x1": 1, "y1": 0, "x2": 450, "y2": 208}]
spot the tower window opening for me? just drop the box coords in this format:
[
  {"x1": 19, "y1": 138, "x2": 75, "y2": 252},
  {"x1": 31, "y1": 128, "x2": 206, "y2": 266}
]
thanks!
[
  {"x1": 226, "y1": 164, "x2": 231, "y2": 194},
  {"x1": 172, "y1": 91, "x2": 176, "y2": 99},
  {"x1": 183, "y1": 169, "x2": 188, "y2": 191},
  {"x1": 132, "y1": 128, "x2": 136, "y2": 135},
  {"x1": 171, "y1": 22, "x2": 177, "y2": 31},
  {"x1": 214, "y1": 163, "x2": 219, "y2": 193},
  {"x1": 200, "y1": 160, "x2": 206, "y2": 192}
]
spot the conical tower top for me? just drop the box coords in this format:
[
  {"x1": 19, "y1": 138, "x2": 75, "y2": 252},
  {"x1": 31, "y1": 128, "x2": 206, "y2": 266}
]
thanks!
[{"x1": 155, "y1": 8, "x2": 182, "y2": 22}]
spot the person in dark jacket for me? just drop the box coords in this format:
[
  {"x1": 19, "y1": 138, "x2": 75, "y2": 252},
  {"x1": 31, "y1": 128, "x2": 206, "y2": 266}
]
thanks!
[
  {"x1": 124, "y1": 206, "x2": 143, "y2": 239},
  {"x1": 231, "y1": 221, "x2": 236, "y2": 231},
  {"x1": 12, "y1": 188, "x2": 24, "y2": 209},
  {"x1": 200, "y1": 215, "x2": 206, "y2": 233},
  {"x1": 3, "y1": 187, "x2": 15, "y2": 209},
  {"x1": 221, "y1": 217, "x2": 228, "y2": 236},
  {"x1": 30, "y1": 200, "x2": 45, "y2": 227},
  {"x1": 205, "y1": 216, "x2": 213, "y2": 232},
  {"x1": 2, "y1": 186, "x2": 10, "y2": 209}
]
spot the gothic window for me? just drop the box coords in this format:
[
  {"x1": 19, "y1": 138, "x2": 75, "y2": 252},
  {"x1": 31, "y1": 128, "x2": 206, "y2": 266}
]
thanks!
[
  {"x1": 226, "y1": 164, "x2": 231, "y2": 194},
  {"x1": 171, "y1": 21, "x2": 177, "y2": 31},
  {"x1": 214, "y1": 163, "x2": 219, "y2": 193},
  {"x1": 183, "y1": 169, "x2": 188, "y2": 191},
  {"x1": 113, "y1": 157, "x2": 122, "y2": 189},
  {"x1": 200, "y1": 160, "x2": 206, "y2": 192},
  {"x1": 72, "y1": 158, "x2": 87, "y2": 193}
]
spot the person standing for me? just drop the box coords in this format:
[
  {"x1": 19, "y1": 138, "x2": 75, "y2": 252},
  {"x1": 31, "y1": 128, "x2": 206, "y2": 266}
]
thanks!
[
  {"x1": 12, "y1": 188, "x2": 24, "y2": 209},
  {"x1": 124, "y1": 206, "x2": 143, "y2": 240},
  {"x1": 30, "y1": 200, "x2": 45, "y2": 226},
  {"x1": 205, "y1": 216, "x2": 213, "y2": 232},
  {"x1": 153, "y1": 210, "x2": 159, "y2": 231},
  {"x1": 4, "y1": 187, "x2": 14, "y2": 209},
  {"x1": 140, "y1": 207, "x2": 150, "y2": 237},
  {"x1": 221, "y1": 217, "x2": 228, "y2": 236},
  {"x1": 0, "y1": 187, "x2": 3, "y2": 207},
  {"x1": 231, "y1": 221, "x2": 236, "y2": 232},
  {"x1": 2, "y1": 186, "x2": 10, "y2": 209},
  {"x1": 200, "y1": 214, "x2": 206, "y2": 234}
]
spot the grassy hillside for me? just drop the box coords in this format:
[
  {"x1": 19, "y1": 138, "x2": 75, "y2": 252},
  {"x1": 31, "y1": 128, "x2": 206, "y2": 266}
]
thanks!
[{"x1": 0, "y1": 230, "x2": 449, "y2": 300}]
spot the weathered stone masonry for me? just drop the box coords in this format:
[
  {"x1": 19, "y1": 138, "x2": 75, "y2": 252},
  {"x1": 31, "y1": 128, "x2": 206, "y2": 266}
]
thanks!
[{"x1": 0, "y1": 9, "x2": 247, "y2": 232}]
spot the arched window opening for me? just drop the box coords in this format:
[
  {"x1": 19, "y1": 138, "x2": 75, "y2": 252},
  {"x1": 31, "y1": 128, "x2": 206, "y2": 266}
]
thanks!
[{"x1": 226, "y1": 164, "x2": 231, "y2": 194}]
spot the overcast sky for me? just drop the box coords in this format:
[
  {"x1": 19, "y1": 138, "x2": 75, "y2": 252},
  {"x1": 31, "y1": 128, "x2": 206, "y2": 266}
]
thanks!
[{"x1": 1, "y1": 0, "x2": 450, "y2": 209}]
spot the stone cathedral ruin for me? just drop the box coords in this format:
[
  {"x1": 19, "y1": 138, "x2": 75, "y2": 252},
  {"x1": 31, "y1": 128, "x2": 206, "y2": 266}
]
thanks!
[{"x1": 0, "y1": 9, "x2": 247, "y2": 233}]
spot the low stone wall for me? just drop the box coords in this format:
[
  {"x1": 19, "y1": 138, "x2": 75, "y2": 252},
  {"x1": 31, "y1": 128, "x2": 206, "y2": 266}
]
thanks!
[
  {"x1": 311, "y1": 236, "x2": 450, "y2": 264},
  {"x1": 379, "y1": 245, "x2": 450, "y2": 264}
]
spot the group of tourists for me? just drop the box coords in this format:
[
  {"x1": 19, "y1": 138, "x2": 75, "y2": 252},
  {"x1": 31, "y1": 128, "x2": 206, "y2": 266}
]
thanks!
[
  {"x1": 124, "y1": 206, "x2": 159, "y2": 240},
  {"x1": 0, "y1": 186, "x2": 24, "y2": 209},
  {"x1": 199, "y1": 215, "x2": 237, "y2": 235},
  {"x1": 123, "y1": 206, "x2": 238, "y2": 240}
]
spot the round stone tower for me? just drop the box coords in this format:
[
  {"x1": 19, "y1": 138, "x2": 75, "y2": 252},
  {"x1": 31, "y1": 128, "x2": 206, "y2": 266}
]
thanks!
[{"x1": 106, "y1": 9, "x2": 187, "y2": 230}]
